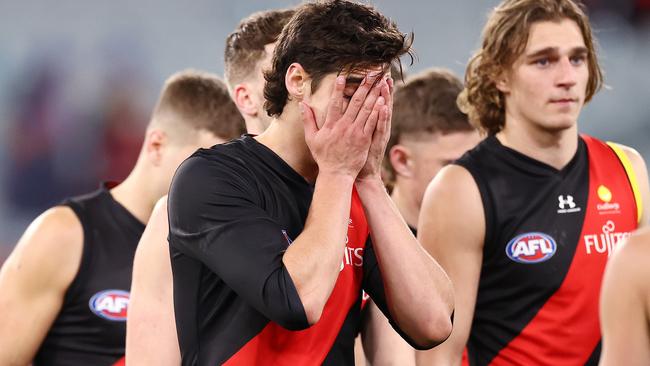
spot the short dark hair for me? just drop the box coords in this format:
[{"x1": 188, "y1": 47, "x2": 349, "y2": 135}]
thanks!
[
  {"x1": 152, "y1": 70, "x2": 245, "y2": 140},
  {"x1": 458, "y1": 0, "x2": 603, "y2": 134},
  {"x1": 384, "y1": 68, "x2": 474, "y2": 184},
  {"x1": 264, "y1": 0, "x2": 414, "y2": 117},
  {"x1": 224, "y1": 9, "x2": 295, "y2": 89}
]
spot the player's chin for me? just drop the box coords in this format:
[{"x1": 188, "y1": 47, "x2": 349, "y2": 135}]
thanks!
[{"x1": 540, "y1": 115, "x2": 577, "y2": 132}]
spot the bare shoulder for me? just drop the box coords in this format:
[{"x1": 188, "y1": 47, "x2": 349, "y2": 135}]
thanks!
[
  {"x1": 132, "y1": 195, "x2": 171, "y2": 285},
  {"x1": 148, "y1": 195, "x2": 169, "y2": 228},
  {"x1": 614, "y1": 143, "x2": 645, "y2": 163},
  {"x1": 1, "y1": 205, "x2": 83, "y2": 292},
  {"x1": 153, "y1": 195, "x2": 168, "y2": 218},
  {"x1": 0, "y1": 206, "x2": 83, "y2": 366},
  {"x1": 433, "y1": 163, "x2": 477, "y2": 188},
  {"x1": 11, "y1": 206, "x2": 83, "y2": 265},
  {"x1": 419, "y1": 164, "x2": 484, "y2": 251},
  {"x1": 131, "y1": 194, "x2": 172, "y2": 294},
  {"x1": 421, "y1": 164, "x2": 480, "y2": 209},
  {"x1": 140, "y1": 195, "x2": 169, "y2": 248},
  {"x1": 32, "y1": 206, "x2": 83, "y2": 244},
  {"x1": 612, "y1": 142, "x2": 648, "y2": 181}
]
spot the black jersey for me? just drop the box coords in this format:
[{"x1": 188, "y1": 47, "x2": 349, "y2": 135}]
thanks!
[
  {"x1": 34, "y1": 183, "x2": 144, "y2": 366},
  {"x1": 168, "y1": 135, "x2": 401, "y2": 366},
  {"x1": 456, "y1": 135, "x2": 639, "y2": 366}
]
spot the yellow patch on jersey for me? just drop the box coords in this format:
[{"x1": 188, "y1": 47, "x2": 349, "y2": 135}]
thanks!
[
  {"x1": 607, "y1": 142, "x2": 643, "y2": 224},
  {"x1": 597, "y1": 185, "x2": 612, "y2": 203}
]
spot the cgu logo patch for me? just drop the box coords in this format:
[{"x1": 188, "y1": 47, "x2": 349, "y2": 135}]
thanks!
[
  {"x1": 89, "y1": 290, "x2": 129, "y2": 321},
  {"x1": 505, "y1": 232, "x2": 557, "y2": 264}
]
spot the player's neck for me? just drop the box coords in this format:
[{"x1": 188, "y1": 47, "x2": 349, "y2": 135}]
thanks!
[
  {"x1": 497, "y1": 120, "x2": 578, "y2": 171},
  {"x1": 255, "y1": 104, "x2": 319, "y2": 183},
  {"x1": 390, "y1": 183, "x2": 419, "y2": 229},
  {"x1": 243, "y1": 116, "x2": 269, "y2": 136},
  {"x1": 109, "y1": 163, "x2": 157, "y2": 225}
]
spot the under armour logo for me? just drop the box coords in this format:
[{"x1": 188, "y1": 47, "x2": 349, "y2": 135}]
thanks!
[
  {"x1": 557, "y1": 195, "x2": 581, "y2": 214},
  {"x1": 558, "y1": 195, "x2": 576, "y2": 209}
]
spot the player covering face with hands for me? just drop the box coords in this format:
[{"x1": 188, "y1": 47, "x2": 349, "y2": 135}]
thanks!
[
  {"x1": 300, "y1": 71, "x2": 393, "y2": 186},
  {"x1": 167, "y1": 1, "x2": 453, "y2": 364}
]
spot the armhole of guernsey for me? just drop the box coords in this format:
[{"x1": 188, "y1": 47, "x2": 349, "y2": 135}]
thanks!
[
  {"x1": 60, "y1": 201, "x2": 90, "y2": 302},
  {"x1": 606, "y1": 141, "x2": 643, "y2": 224},
  {"x1": 453, "y1": 161, "x2": 495, "y2": 252}
]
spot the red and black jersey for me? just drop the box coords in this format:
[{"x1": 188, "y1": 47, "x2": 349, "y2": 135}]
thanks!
[
  {"x1": 168, "y1": 136, "x2": 404, "y2": 365},
  {"x1": 34, "y1": 183, "x2": 144, "y2": 366},
  {"x1": 455, "y1": 135, "x2": 640, "y2": 366}
]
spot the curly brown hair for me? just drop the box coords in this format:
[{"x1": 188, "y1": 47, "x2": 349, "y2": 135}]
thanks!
[
  {"x1": 263, "y1": 0, "x2": 414, "y2": 117},
  {"x1": 458, "y1": 0, "x2": 604, "y2": 135},
  {"x1": 224, "y1": 9, "x2": 295, "y2": 90}
]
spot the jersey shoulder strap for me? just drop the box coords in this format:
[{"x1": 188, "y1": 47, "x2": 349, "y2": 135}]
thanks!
[
  {"x1": 605, "y1": 141, "x2": 643, "y2": 224},
  {"x1": 581, "y1": 134, "x2": 642, "y2": 224}
]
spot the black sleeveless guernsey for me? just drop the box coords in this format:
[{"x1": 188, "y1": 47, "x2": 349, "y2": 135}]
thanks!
[
  {"x1": 34, "y1": 183, "x2": 144, "y2": 366},
  {"x1": 455, "y1": 135, "x2": 641, "y2": 366}
]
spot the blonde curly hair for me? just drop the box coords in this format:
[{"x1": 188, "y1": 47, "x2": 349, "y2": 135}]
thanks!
[{"x1": 457, "y1": 0, "x2": 604, "y2": 135}]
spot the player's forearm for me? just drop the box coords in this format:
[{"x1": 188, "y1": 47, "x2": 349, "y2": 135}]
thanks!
[
  {"x1": 356, "y1": 178, "x2": 454, "y2": 347},
  {"x1": 283, "y1": 172, "x2": 355, "y2": 325},
  {"x1": 362, "y1": 301, "x2": 416, "y2": 366}
]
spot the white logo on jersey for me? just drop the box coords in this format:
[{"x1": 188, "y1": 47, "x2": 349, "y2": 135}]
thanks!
[
  {"x1": 505, "y1": 232, "x2": 557, "y2": 264},
  {"x1": 511, "y1": 238, "x2": 554, "y2": 257},
  {"x1": 340, "y1": 235, "x2": 364, "y2": 271},
  {"x1": 95, "y1": 296, "x2": 129, "y2": 314},
  {"x1": 584, "y1": 220, "x2": 630, "y2": 256},
  {"x1": 557, "y1": 195, "x2": 581, "y2": 214},
  {"x1": 88, "y1": 290, "x2": 130, "y2": 321}
]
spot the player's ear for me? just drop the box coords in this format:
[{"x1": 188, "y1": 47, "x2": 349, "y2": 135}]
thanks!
[
  {"x1": 495, "y1": 72, "x2": 511, "y2": 94},
  {"x1": 389, "y1": 144, "x2": 414, "y2": 178},
  {"x1": 233, "y1": 83, "x2": 258, "y2": 119},
  {"x1": 144, "y1": 129, "x2": 167, "y2": 167},
  {"x1": 285, "y1": 63, "x2": 308, "y2": 101}
]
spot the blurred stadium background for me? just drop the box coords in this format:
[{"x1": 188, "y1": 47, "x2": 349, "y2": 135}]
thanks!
[{"x1": 0, "y1": 0, "x2": 649, "y2": 262}]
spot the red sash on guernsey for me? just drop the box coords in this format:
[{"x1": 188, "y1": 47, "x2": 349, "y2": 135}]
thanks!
[
  {"x1": 113, "y1": 356, "x2": 125, "y2": 366},
  {"x1": 482, "y1": 135, "x2": 639, "y2": 365},
  {"x1": 224, "y1": 188, "x2": 369, "y2": 365}
]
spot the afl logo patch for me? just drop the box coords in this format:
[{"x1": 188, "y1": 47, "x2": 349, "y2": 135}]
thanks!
[
  {"x1": 89, "y1": 290, "x2": 129, "y2": 321},
  {"x1": 506, "y1": 232, "x2": 557, "y2": 264}
]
